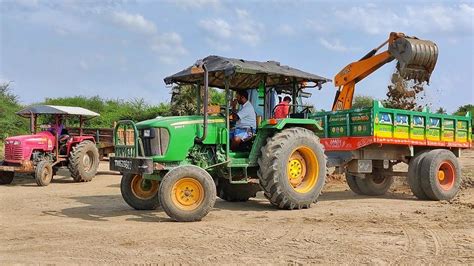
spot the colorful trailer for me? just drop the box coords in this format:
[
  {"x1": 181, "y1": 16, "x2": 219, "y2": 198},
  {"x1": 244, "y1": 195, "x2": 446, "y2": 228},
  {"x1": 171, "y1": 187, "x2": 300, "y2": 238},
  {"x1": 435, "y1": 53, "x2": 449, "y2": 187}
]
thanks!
[{"x1": 313, "y1": 101, "x2": 471, "y2": 200}]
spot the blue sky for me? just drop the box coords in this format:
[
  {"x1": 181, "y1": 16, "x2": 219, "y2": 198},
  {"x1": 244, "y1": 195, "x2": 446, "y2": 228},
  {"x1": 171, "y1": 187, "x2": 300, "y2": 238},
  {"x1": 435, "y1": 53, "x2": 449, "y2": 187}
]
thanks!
[{"x1": 1, "y1": 0, "x2": 473, "y2": 112}]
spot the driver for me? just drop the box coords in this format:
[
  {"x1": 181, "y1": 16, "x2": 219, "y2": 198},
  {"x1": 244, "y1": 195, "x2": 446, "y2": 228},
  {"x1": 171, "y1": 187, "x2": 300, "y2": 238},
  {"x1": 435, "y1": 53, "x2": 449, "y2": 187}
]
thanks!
[{"x1": 230, "y1": 90, "x2": 256, "y2": 150}]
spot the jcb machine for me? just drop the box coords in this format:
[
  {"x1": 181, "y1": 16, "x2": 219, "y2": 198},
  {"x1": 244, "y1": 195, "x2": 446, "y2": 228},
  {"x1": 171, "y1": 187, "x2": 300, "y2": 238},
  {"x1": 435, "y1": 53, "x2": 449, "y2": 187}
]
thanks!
[
  {"x1": 318, "y1": 32, "x2": 471, "y2": 200},
  {"x1": 110, "y1": 56, "x2": 331, "y2": 222}
]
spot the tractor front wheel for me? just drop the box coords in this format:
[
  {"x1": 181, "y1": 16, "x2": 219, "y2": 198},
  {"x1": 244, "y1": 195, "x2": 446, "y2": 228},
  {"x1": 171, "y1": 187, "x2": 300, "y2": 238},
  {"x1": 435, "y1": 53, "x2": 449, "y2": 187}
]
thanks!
[
  {"x1": 0, "y1": 171, "x2": 14, "y2": 185},
  {"x1": 258, "y1": 127, "x2": 326, "y2": 209},
  {"x1": 159, "y1": 165, "x2": 216, "y2": 222},
  {"x1": 35, "y1": 161, "x2": 53, "y2": 186},
  {"x1": 68, "y1": 140, "x2": 100, "y2": 182},
  {"x1": 121, "y1": 173, "x2": 160, "y2": 210}
]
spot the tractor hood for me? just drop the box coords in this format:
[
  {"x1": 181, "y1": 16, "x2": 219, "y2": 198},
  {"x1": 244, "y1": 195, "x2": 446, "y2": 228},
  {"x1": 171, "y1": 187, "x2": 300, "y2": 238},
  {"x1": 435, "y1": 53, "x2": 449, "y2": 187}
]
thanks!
[
  {"x1": 5, "y1": 131, "x2": 55, "y2": 145},
  {"x1": 136, "y1": 115, "x2": 225, "y2": 129}
]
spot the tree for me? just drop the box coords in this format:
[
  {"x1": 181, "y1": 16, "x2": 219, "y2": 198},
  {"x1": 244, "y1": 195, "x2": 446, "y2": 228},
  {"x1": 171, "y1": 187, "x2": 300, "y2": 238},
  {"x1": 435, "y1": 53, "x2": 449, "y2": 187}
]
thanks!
[
  {"x1": 352, "y1": 95, "x2": 375, "y2": 109},
  {"x1": 436, "y1": 107, "x2": 447, "y2": 114},
  {"x1": 454, "y1": 104, "x2": 474, "y2": 116},
  {"x1": 0, "y1": 82, "x2": 29, "y2": 140},
  {"x1": 170, "y1": 85, "x2": 226, "y2": 116}
]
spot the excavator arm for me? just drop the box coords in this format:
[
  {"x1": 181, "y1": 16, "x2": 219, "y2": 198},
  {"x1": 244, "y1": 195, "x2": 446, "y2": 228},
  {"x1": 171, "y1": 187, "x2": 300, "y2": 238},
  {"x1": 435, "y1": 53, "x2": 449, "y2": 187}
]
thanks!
[{"x1": 332, "y1": 32, "x2": 438, "y2": 111}]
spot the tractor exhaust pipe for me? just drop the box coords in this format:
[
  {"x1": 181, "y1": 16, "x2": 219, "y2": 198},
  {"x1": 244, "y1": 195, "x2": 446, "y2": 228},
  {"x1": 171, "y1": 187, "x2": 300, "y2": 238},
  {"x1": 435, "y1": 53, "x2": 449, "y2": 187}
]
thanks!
[{"x1": 195, "y1": 63, "x2": 208, "y2": 143}]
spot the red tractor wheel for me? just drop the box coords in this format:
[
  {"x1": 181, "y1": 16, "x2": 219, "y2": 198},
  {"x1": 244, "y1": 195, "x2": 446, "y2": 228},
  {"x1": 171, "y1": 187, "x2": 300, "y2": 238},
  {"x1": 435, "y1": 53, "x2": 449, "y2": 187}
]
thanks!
[
  {"x1": 68, "y1": 140, "x2": 100, "y2": 182},
  {"x1": 35, "y1": 161, "x2": 53, "y2": 186}
]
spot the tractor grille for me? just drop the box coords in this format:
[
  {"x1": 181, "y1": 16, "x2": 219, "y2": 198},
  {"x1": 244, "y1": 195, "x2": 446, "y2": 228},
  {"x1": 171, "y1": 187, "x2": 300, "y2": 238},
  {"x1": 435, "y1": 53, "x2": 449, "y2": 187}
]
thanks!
[
  {"x1": 141, "y1": 128, "x2": 170, "y2": 157},
  {"x1": 5, "y1": 143, "x2": 23, "y2": 161}
]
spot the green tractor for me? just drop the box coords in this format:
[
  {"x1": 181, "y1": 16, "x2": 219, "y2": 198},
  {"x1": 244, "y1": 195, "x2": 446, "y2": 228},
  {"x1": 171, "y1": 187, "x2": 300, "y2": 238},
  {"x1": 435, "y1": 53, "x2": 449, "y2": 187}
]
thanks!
[{"x1": 110, "y1": 56, "x2": 331, "y2": 222}]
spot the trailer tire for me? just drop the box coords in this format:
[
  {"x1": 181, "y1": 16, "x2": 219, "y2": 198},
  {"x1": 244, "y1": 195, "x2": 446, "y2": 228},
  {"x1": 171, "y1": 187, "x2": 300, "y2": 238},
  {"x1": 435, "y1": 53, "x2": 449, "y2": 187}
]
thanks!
[
  {"x1": 258, "y1": 127, "x2": 326, "y2": 209},
  {"x1": 345, "y1": 174, "x2": 363, "y2": 195},
  {"x1": 355, "y1": 174, "x2": 393, "y2": 196},
  {"x1": 68, "y1": 140, "x2": 99, "y2": 182},
  {"x1": 217, "y1": 178, "x2": 259, "y2": 202},
  {"x1": 159, "y1": 165, "x2": 216, "y2": 222},
  {"x1": 0, "y1": 171, "x2": 14, "y2": 185},
  {"x1": 121, "y1": 173, "x2": 160, "y2": 210},
  {"x1": 420, "y1": 149, "x2": 461, "y2": 201},
  {"x1": 35, "y1": 161, "x2": 53, "y2": 186},
  {"x1": 407, "y1": 151, "x2": 430, "y2": 200}
]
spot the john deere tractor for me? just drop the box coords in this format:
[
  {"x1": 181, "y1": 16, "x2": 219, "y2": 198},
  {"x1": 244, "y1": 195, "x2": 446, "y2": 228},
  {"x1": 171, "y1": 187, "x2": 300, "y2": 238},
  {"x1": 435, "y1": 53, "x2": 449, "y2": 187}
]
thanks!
[{"x1": 110, "y1": 55, "x2": 331, "y2": 222}]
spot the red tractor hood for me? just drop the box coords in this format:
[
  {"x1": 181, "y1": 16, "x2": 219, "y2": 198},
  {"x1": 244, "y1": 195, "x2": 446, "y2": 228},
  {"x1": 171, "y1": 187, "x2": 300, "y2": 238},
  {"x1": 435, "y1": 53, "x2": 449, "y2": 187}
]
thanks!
[{"x1": 4, "y1": 131, "x2": 56, "y2": 163}]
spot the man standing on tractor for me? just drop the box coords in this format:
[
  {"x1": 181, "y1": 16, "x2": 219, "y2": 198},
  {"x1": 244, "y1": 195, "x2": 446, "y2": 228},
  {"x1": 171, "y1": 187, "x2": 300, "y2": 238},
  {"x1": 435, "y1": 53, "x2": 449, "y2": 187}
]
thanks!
[
  {"x1": 274, "y1": 96, "x2": 292, "y2": 119},
  {"x1": 230, "y1": 90, "x2": 256, "y2": 150}
]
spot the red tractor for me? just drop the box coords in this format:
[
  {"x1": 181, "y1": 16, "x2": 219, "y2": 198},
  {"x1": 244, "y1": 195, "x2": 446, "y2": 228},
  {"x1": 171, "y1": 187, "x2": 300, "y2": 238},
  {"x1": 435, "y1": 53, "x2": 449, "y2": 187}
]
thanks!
[{"x1": 0, "y1": 105, "x2": 101, "y2": 186}]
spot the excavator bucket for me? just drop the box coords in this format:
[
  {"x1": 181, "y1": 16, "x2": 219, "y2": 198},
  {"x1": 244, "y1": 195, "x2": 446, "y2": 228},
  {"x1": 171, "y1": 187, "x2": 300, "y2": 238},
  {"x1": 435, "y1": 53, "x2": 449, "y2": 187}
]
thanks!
[{"x1": 389, "y1": 36, "x2": 438, "y2": 83}]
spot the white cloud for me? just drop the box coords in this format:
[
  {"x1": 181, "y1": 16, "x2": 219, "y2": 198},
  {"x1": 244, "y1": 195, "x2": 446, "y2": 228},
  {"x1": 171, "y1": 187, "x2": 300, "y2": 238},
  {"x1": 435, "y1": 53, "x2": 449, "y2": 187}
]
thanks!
[
  {"x1": 150, "y1": 32, "x2": 187, "y2": 64},
  {"x1": 199, "y1": 18, "x2": 232, "y2": 39},
  {"x1": 319, "y1": 38, "x2": 352, "y2": 52},
  {"x1": 334, "y1": 4, "x2": 474, "y2": 35},
  {"x1": 172, "y1": 0, "x2": 221, "y2": 9},
  {"x1": 111, "y1": 11, "x2": 157, "y2": 34},
  {"x1": 278, "y1": 24, "x2": 295, "y2": 35},
  {"x1": 199, "y1": 8, "x2": 264, "y2": 48}
]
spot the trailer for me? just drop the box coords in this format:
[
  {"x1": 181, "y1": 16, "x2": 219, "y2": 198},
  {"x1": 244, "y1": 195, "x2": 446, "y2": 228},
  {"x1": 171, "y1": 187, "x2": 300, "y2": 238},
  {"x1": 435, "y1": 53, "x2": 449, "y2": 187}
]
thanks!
[{"x1": 313, "y1": 101, "x2": 472, "y2": 200}]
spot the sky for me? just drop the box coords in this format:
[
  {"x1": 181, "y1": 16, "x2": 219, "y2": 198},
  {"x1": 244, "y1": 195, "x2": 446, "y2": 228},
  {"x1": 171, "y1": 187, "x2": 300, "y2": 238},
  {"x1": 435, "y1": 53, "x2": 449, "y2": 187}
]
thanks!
[{"x1": 0, "y1": 0, "x2": 473, "y2": 113}]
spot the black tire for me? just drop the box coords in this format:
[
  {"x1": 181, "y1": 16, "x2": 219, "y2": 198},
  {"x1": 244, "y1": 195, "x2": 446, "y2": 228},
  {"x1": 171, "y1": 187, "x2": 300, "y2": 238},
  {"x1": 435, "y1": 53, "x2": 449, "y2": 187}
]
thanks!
[
  {"x1": 258, "y1": 127, "x2": 326, "y2": 209},
  {"x1": 345, "y1": 174, "x2": 363, "y2": 195},
  {"x1": 159, "y1": 165, "x2": 216, "y2": 222},
  {"x1": 121, "y1": 173, "x2": 160, "y2": 210},
  {"x1": 420, "y1": 149, "x2": 461, "y2": 201},
  {"x1": 355, "y1": 173, "x2": 393, "y2": 196},
  {"x1": 407, "y1": 151, "x2": 430, "y2": 200},
  {"x1": 35, "y1": 161, "x2": 53, "y2": 186},
  {"x1": 0, "y1": 171, "x2": 14, "y2": 185},
  {"x1": 217, "y1": 178, "x2": 260, "y2": 202},
  {"x1": 68, "y1": 140, "x2": 100, "y2": 182}
]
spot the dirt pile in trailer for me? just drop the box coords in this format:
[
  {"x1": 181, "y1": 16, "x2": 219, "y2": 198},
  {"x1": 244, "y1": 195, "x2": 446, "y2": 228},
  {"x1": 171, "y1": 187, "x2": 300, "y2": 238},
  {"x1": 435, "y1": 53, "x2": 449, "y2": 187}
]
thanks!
[{"x1": 386, "y1": 71, "x2": 426, "y2": 110}]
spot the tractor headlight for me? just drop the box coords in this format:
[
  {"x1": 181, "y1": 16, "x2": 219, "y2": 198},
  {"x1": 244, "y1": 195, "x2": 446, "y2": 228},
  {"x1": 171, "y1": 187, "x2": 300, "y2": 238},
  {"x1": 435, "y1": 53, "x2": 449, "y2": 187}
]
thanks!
[
  {"x1": 143, "y1": 129, "x2": 151, "y2": 138},
  {"x1": 13, "y1": 140, "x2": 21, "y2": 145},
  {"x1": 5, "y1": 140, "x2": 10, "y2": 145}
]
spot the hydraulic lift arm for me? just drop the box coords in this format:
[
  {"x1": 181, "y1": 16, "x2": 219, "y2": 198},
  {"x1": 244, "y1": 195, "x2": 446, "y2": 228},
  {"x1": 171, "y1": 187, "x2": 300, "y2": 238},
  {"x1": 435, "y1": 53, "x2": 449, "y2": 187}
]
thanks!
[{"x1": 332, "y1": 32, "x2": 438, "y2": 111}]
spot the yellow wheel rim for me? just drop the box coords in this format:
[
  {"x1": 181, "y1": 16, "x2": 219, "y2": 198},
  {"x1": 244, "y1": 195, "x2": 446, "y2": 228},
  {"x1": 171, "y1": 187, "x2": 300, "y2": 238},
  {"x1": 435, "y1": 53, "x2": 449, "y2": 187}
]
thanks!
[
  {"x1": 171, "y1": 177, "x2": 204, "y2": 211},
  {"x1": 131, "y1": 175, "x2": 159, "y2": 200},
  {"x1": 286, "y1": 146, "x2": 318, "y2": 194}
]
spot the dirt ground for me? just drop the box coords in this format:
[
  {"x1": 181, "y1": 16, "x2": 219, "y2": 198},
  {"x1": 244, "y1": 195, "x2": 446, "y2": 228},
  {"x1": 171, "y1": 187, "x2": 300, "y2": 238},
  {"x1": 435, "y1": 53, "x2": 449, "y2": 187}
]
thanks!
[{"x1": 1, "y1": 151, "x2": 473, "y2": 264}]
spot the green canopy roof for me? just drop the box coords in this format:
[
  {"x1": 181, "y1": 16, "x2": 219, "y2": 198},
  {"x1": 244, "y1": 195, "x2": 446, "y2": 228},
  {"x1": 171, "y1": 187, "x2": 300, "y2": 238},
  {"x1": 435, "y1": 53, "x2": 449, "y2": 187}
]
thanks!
[{"x1": 164, "y1": 55, "x2": 331, "y2": 90}]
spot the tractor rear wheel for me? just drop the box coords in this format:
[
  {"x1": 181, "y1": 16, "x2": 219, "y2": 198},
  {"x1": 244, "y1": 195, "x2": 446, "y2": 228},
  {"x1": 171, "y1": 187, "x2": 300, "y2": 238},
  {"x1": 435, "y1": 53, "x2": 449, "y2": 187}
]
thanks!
[
  {"x1": 258, "y1": 127, "x2": 326, "y2": 209},
  {"x1": 217, "y1": 178, "x2": 260, "y2": 202},
  {"x1": 121, "y1": 173, "x2": 160, "y2": 210},
  {"x1": 68, "y1": 140, "x2": 99, "y2": 182},
  {"x1": 345, "y1": 174, "x2": 363, "y2": 195},
  {"x1": 355, "y1": 173, "x2": 393, "y2": 196},
  {"x1": 159, "y1": 165, "x2": 216, "y2": 222},
  {"x1": 35, "y1": 161, "x2": 53, "y2": 186},
  {"x1": 407, "y1": 151, "x2": 430, "y2": 200},
  {"x1": 420, "y1": 149, "x2": 461, "y2": 201},
  {"x1": 0, "y1": 171, "x2": 14, "y2": 185}
]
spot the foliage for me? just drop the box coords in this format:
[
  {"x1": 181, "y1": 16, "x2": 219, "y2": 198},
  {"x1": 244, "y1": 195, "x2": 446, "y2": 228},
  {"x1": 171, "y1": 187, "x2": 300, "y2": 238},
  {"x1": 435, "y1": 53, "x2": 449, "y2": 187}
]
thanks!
[
  {"x1": 435, "y1": 107, "x2": 447, "y2": 114},
  {"x1": 43, "y1": 96, "x2": 171, "y2": 128},
  {"x1": 352, "y1": 95, "x2": 376, "y2": 109},
  {"x1": 170, "y1": 84, "x2": 226, "y2": 116},
  {"x1": 0, "y1": 82, "x2": 29, "y2": 140},
  {"x1": 453, "y1": 104, "x2": 474, "y2": 116}
]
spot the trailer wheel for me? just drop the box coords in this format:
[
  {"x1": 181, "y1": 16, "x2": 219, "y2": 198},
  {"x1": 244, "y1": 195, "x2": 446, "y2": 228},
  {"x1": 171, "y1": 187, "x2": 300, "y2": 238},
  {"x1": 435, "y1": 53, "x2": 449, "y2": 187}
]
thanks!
[
  {"x1": 121, "y1": 173, "x2": 160, "y2": 210},
  {"x1": 159, "y1": 165, "x2": 216, "y2": 222},
  {"x1": 258, "y1": 127, "x2": 326, "y2": 209},
  {"x1": 345, "y1": 174, "x2": 363, "y2": 195},
  {"x1": 35, "y1": 161, "x2": 53, "y2": 186},
  {"x1": 0, "y1": 171, "x2": 14, "y2": 185},
  {"x1": 68, "y1": 140, "x2": 100, "y2": 182},
  {"x1": 355, "y1": 174, "x2": 393, "y2": 196},
  {"x1": 217, "y1": 178, "x2": 260, "y2": 202},
  {"x1": 420, "y1": 149, "x2": 461, "y2": 201},
  {"x1": 407, "y1": 151, "x2": 430, "y2": 200}
]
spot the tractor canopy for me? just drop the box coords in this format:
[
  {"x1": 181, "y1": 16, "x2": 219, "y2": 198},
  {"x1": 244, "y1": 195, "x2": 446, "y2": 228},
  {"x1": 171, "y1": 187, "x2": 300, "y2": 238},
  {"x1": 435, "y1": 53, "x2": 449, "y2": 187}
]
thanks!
[
  {"x1": 16, "y1": 105, "x2": 100, "y2": 117},
  {"x1": 164, "y1": 55, "x2": 331, "y2": 89}
]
